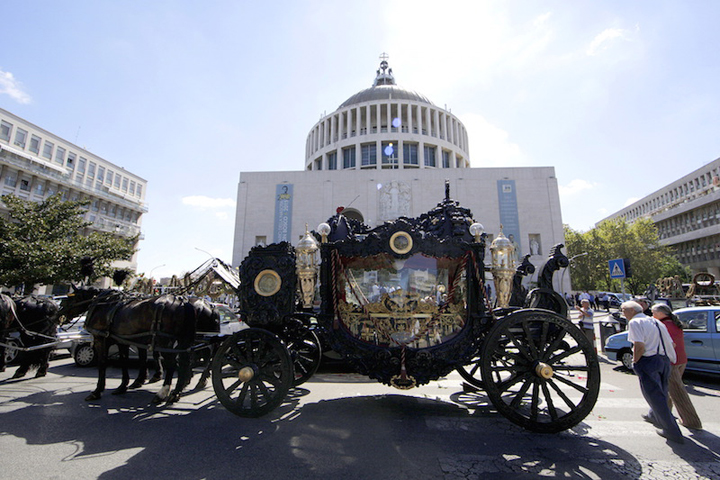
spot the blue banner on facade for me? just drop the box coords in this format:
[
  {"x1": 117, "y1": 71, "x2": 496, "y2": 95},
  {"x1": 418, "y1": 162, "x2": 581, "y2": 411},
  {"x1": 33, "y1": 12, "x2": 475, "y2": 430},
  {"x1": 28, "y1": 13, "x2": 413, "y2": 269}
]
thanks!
[
  {"x1": 274, "y1": 184, "x2": 293, "y2": 243},
  {"x1": 497, "y1": 180, "x2": 522, "y2": 259}
]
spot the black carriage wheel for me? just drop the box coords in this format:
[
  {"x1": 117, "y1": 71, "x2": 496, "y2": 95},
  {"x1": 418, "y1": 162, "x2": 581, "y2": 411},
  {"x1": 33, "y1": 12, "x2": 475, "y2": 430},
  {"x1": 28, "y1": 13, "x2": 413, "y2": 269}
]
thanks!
[
  {"x1": 480, "y1": 309, "x2": 600, "y2": 433},
  {"x1": 211, "y1": 328, "x2": 293, "y2": 417},
  {"x1": 284, "y1": 327, "x2": 322, "y2": 387},
  {"x1": 457, "y1": 357, "x2": 484, "y2": 388}
]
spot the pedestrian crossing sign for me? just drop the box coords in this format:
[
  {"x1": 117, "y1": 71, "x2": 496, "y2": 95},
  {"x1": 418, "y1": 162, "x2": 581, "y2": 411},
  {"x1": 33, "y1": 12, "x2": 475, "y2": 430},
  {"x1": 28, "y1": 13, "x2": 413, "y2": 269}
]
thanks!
[{"x1": 608, "y1": 258, "x2": 626, "y2": 279}]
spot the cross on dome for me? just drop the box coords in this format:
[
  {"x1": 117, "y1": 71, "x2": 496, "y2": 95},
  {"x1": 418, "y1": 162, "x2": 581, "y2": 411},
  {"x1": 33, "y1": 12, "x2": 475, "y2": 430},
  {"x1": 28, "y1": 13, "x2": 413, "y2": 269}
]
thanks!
[{"x1": 374, "y1": 52, "x2": 396, "y2": 86}]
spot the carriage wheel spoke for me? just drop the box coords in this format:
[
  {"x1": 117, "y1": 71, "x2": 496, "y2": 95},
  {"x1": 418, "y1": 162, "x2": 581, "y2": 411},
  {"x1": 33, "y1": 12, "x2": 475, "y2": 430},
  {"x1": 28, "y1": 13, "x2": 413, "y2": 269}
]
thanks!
[
  {"x1": 530, "y1": 381, "x2": 540, "y2": 421},
  {"x1": 541, "y1": 330, "x2": 567, "y2": 359},
  {"x1": 225, "y1": 378, "x2": 243, "y2": 395},
  {"x1": 521, "y1": 321, "x2": 539, "y2": 358},
  {"x1": 497, "y1": 371, "x2": 525, "y2": 392},
  {"x1": 235, "y1": 381, "x2": 250, "y2": 404},
  {"x1": 547, "y1": 378, "x2": 577, "y2": 410},
  {"x1": 508, "y1": 376, "x2": 533, "y2": 408},
  {"x1": 541, "y1": 382, "x2": 559, "y2": 421},
  {"x1": 256, "y1": 379, "x2": 273, "y2": 401},
  {"x1": 549, "y1": 345, "x2": 582, "y2": 364},
  {"x1": 506, "y1": 330, "x2": 532, "y2": 361},
  {"x1": 551, "y1": 372, "x2": 588, "y2": 394}
]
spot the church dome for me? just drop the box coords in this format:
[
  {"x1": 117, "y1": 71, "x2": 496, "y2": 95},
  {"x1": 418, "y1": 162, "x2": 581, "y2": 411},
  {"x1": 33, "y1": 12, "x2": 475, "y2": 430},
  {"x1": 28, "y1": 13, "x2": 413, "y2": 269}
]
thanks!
[
  {"x1": 305, "y1": 55, "x2": 470, "y2": 172},
  {"x1": 338, "y1": 59, "x2": 434, "y2": 109}
]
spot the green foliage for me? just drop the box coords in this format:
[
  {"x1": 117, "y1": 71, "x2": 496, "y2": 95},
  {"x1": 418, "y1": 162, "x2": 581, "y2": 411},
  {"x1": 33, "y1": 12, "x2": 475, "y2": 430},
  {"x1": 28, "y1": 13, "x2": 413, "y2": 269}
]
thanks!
[
  {"x1": 0, "y1": 194, "x2": 137, "y2": 288},
  {"x1": 563, "y1": 217, "x2": 685, "y2": 294}
]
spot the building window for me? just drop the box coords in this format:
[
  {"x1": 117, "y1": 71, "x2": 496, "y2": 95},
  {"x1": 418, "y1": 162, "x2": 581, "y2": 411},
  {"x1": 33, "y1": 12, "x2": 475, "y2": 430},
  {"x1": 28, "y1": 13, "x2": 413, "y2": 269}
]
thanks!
[
  {"x1": 35, "y1": 182, "x2": 45, "y2": 195},
  {"x1": 403, "y1": 144, "x2": 418, "y2": 165},
  {"x1": 122, "y1": 178, "x2": 128, "y2": 191},
  {"x1": 314, "y1": 157, "x2": 322, "y2": 170},
  {"x1": 19, "y1": 179, "x2": 30, "y2": 191},
  {"x1": 106, "y1": 170, "x2": 113, "y2": 185},
  {"x1": 0, "y1": 120, "x2": 11, "y2": 141},
  {"x1": 98, "y1": 166, "x2": 105, "y2": 183},
  {"x1": 424, "y1": 146, "x2": 436, "y2": 167},
  {"x1": 14, "y1": 128, "x2": 27, "y2": 148},
  {"x1": 29, "y1": 135, "x2": 41, "y2": 154},
  {"x1": 130, "y1": 181, "x2": 136, "y2": 195},
  {"x1": 42, "y1": 141, "x2": 54, "y2": 159},
  {"x1": 4, "y1": 172, "x2": 17, "y2": 187},
  {"x1": 67, "y1": 152, "x2": 76, "y2": 168},
  {"x1": 442, "y1": 150, "x2": 451, "y2": 168},
  {"x1": 343, "y1": 147, "x2": 356, "y2": 169},
  {"x1": 88, "y1": 162, "x2": 96, "y2": 178},
  {"x1": 55, "y1": 147, "x2": 66, "y2": 165},
  {"x1": 136, "y1": 184, "x2": 143, "y2": 197},
  {"x1": 361, "y1": 143, "x2": 377, "y2": 166},
  {"x1": 328, "y1": 152, "x2": 337, "y2": 170},
  {"x1": 114, "y1": 174, "x2": 121, "y2": 188},
  {"x1": 78, "y1": 157, "x2": 86, "y2": 174},
  {"x1": 382, "y1": 141, "x2": 398, "y2": 167}
]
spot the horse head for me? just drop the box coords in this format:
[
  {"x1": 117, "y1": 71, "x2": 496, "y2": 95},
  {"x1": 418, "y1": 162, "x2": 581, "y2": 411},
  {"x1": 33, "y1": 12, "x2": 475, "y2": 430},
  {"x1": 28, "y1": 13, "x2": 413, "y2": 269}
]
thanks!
[{"x1": 60, "y1": 285, "x2": 104, "y2": 320}]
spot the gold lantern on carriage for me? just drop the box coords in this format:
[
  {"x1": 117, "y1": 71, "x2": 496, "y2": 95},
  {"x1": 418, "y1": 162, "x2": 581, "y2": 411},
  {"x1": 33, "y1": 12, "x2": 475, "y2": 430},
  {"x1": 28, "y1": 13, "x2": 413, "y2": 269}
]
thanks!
[
  {"x1": 490, "y1": 227, "x2": 516, "y2": 308},
  {"x1": 296, "y1": 225, "x2": 320, "y2": 308}
]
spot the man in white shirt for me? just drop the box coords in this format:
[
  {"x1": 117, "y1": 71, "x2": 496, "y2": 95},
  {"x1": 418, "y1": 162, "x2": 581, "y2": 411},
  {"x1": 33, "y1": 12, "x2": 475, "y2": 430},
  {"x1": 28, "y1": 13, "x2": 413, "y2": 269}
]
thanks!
[{"x1": 624, "y1": 300, "x2": 683, "y2": 444}]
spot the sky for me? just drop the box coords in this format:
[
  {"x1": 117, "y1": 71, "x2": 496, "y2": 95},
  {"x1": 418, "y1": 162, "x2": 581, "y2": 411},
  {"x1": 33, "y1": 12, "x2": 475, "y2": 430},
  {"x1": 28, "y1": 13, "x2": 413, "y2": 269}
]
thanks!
[{"x1": 2, "y1": 1, "x2": 719, "y2": 279}]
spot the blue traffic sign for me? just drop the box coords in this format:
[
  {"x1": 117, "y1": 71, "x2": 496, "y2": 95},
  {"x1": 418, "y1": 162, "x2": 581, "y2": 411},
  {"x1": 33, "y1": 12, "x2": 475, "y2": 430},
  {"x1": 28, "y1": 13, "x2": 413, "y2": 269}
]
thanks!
[{"x1": 608, "y1": 258, "x2": 626, "y2": 279}]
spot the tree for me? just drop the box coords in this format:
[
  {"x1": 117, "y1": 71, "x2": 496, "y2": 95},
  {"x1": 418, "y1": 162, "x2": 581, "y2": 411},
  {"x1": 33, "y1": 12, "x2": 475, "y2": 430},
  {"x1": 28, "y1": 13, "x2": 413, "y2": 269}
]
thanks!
[
  {"x1": 563, "y1": 217, "x2": 690, "y2": 294},
  {"x1": 0, "y1": 194, "x2": 137, "y2": 289}
]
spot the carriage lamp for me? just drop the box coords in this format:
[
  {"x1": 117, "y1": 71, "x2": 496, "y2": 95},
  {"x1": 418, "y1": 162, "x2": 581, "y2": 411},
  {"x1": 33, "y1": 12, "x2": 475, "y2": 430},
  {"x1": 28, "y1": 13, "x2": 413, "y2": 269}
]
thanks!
[
  {"x1": 317, "y1": 222, "x2": 331, "y2": 243},
  {"x1": 490, "y1": 227, "x2": 516, "y2": 308},
  {"x1": 296, "y1": 224, "x2": 320, "y2": 308},
  {"x1": 469, "y1": 223, "x2": 484, "y2": 243}
]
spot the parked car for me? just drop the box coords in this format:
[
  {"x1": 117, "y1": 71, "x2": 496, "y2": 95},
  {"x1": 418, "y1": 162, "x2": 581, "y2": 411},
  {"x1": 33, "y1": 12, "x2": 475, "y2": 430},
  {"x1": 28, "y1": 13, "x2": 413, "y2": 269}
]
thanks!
[
  {"x1": 605, "y1": 306, "x2": 720, "y2": 373},
  {"x1": 55, "y1": 303, "x2": 246, "y2": 367}
]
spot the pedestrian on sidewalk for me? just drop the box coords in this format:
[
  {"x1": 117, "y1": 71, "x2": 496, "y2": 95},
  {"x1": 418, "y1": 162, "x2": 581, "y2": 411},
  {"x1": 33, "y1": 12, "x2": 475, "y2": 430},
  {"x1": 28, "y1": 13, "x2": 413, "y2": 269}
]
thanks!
[
  {"x1": 577, "y1": 299, "x2": 595, "y2": 349},
  {"x1": 651, "y1": 303, "x2": 703, "y2": 430},
  {"x1": 624, "y1": 300, "x2": 684, "y2": 444}
]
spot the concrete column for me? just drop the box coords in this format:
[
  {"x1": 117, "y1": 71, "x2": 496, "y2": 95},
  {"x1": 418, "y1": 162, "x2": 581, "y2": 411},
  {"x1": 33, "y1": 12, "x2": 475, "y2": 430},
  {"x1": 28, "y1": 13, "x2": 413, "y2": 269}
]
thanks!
[
  {"x1": 407, "y1": 103, "x2": 412, "y2": 133},
  {"x1": 433, "y1": 109, "x2": 440, "y2": 138},
  {"x1": 398, "y1": 140, "x2": 404, "y2": 169},
  {"x1": 425, "y1": 107, "x2": 431, "y2": 136}
]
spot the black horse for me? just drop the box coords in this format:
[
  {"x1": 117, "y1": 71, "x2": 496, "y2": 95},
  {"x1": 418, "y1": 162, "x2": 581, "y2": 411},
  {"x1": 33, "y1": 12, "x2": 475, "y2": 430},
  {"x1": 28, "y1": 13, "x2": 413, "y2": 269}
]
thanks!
[
  {"x1": 0, "y1": 295, "x2": 60, "y2": 378},
  {"x1": 62, "y1": 286, "x2": 220, "y2": 403}
]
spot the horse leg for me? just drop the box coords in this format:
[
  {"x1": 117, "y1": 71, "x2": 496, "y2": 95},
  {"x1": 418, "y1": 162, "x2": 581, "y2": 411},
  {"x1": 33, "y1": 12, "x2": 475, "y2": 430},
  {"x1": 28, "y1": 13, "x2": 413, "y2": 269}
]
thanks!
[
  {"x1": 129, "y1": 348, "x2": 148, "y2": 389},
  {"x1": 112, "y1": 344, "x2": 130, "y2": 395},
  {"x1": 34, "y1": 349, "x2": 51, "y2": 378},
  {"x1": 167, "y1": 350, "x2": 192, "y2": 403},
  {"x1": 152, "y1": 352, "x2": 175, "y2": 404},
  {"x1": 11, "y1": 359, "x2": 29, "y2": 379},
  {"x1": 149, "y1": 351, "x2": 163, "y2": 383},
  {"x1": 0, "y1": 342, "x2": 6, "y2": 373},
  {"x1": 193, "y1": 344, "x2": 215, "y2": 391},
  {"x1": 86, "y1": 339, "x2": 108, "y2": 401}
]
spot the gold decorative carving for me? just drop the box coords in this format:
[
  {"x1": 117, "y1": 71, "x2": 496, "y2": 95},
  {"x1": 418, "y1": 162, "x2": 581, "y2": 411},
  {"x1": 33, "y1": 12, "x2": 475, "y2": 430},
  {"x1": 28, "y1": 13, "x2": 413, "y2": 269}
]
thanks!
[{"x1": 338, "y1": 289, "x2": 465, "y2": 347}]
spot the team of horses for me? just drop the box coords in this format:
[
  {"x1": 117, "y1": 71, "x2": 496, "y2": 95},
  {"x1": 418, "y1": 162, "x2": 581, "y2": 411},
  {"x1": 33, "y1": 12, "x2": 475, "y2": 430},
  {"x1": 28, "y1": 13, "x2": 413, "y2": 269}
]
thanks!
[{"x1": 1, "y1": 287, "x2": 222, "y2": 405}]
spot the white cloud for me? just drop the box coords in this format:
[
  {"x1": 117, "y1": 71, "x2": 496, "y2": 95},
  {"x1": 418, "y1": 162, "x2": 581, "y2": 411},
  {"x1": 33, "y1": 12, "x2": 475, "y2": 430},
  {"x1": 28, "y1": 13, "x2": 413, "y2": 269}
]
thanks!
[
  {"x1": 182, "y1": 195, "x2": 235, "y2": 209},
  {"x1": 559, "y1": 179, "x2": 596, "y2": 197},
  {"x1": 460, "y1": 113, "x2": 526, "y2": 167},
  {"x1": 586, "y1": 28, "x2": 627, "y2": 56},
  {"x1": 0, "y1": 68, "x2": 31, "y2": 104}
]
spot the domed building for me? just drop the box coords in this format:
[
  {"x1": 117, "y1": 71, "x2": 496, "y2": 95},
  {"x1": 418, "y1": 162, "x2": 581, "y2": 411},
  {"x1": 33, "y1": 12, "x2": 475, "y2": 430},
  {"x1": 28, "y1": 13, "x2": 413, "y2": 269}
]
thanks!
[
  {"x1": 232, "y1": 57, "x2": 567, "y2": 291},
  {"x1": 305, "y1": 58, "x2": 470, "y2": 173}
]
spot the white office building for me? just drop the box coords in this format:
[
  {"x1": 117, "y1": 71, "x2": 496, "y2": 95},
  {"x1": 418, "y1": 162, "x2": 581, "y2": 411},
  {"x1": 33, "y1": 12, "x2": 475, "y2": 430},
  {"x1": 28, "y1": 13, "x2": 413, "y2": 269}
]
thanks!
[
  {"x1": 0, "y1": 108, "x2": 147, "y2": 291},
  {"x1": 599, "y1": 157, "x2": 720, "y2": 277},
  {"x1": 233, "y1": 58, "x2": 567, "y2": 290}
]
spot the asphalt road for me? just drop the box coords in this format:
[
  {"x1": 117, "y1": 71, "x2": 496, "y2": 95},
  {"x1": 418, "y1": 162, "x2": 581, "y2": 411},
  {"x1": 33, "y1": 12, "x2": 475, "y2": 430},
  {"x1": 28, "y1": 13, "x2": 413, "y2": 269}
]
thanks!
[{"x1": 1, "y1": 352, "x2": 719, "y2": 480}]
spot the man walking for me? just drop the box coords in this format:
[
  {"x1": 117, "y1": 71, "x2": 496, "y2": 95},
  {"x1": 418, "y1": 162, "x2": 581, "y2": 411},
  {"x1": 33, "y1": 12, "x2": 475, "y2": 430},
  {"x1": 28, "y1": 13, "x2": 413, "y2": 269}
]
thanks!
[{"x1": 623, "y1": 300, "x2": 684, "y2": 444}]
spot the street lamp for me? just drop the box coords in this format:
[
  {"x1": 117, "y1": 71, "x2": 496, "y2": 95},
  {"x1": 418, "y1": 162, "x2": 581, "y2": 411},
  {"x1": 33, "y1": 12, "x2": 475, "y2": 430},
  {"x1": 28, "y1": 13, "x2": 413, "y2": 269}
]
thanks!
[{"x1": 560, "y1": 252, "x2": 588, "y2": 296}]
